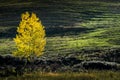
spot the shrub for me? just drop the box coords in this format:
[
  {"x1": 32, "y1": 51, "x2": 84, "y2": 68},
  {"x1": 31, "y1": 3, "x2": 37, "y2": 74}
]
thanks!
[{"x1": 13, "y1": 12, "x2": 46, "y2": 60}]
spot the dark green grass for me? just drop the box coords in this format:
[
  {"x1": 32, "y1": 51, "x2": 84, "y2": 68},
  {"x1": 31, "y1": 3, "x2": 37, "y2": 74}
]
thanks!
[
  {"x1": 0, "y1": 0, "x2": 120, "y2": 57},
  {"x1": 0, "y1": 0, "x2": 120, "y2": 79}
]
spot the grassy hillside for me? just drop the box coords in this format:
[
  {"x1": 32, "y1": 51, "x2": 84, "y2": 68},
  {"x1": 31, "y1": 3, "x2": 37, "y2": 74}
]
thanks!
[
  {"x1": 0, "y1": 0, "x2": 120, "y2": 61},
  {"x1": 0, "y1": 0, "x2": 120, "y2": 79}
]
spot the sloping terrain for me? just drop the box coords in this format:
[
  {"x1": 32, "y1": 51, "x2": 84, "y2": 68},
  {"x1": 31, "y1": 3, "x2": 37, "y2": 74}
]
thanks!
[{"x1": 0, "y1": 0, "x2": 120, "y2": 70}]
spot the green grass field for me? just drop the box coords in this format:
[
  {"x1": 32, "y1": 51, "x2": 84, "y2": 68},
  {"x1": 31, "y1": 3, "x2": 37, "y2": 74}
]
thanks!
[
  {"x1": 0, "y1": 0, "x2": 120, "y2": 56},
  {"x1": 0, "y1": 0, "x2": 120, "y2": 79}
]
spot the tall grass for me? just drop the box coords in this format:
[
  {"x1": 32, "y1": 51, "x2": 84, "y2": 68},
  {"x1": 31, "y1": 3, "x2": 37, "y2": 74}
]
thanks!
[{"x1": 0, "y1": 71, "x2": 120, "y2": 80}]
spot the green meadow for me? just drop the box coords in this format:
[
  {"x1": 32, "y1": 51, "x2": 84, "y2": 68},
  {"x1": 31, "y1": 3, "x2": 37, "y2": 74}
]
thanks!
[
  {"x1": 0, "y1": 0, "x2": 120, "y2": 79},
  {"x1": 0, "y1": 0, "x2": 120, "y2": 55}
]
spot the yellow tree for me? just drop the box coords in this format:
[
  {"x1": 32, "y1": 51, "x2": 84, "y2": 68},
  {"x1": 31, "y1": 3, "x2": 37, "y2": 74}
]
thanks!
[{"x1": 13, "y1": 12, "x2": 46, "y2": 60}]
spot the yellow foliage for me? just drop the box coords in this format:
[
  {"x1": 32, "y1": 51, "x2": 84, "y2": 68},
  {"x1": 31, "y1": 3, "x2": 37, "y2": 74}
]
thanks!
[{"x1": 13, "y1": 12, "x2": 46, "y2": 59}]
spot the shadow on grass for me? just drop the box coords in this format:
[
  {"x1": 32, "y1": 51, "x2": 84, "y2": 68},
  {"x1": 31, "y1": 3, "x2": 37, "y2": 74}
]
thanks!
[
  {"x1": 0, "y1": 27, "x2": 94, "y2": 38},
  {"x1": 46, "y1": 27, "x2": 94, "y2": 37},
  {"x1": 0, "y1": 28, "x2": 16, "y2": 38}
]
